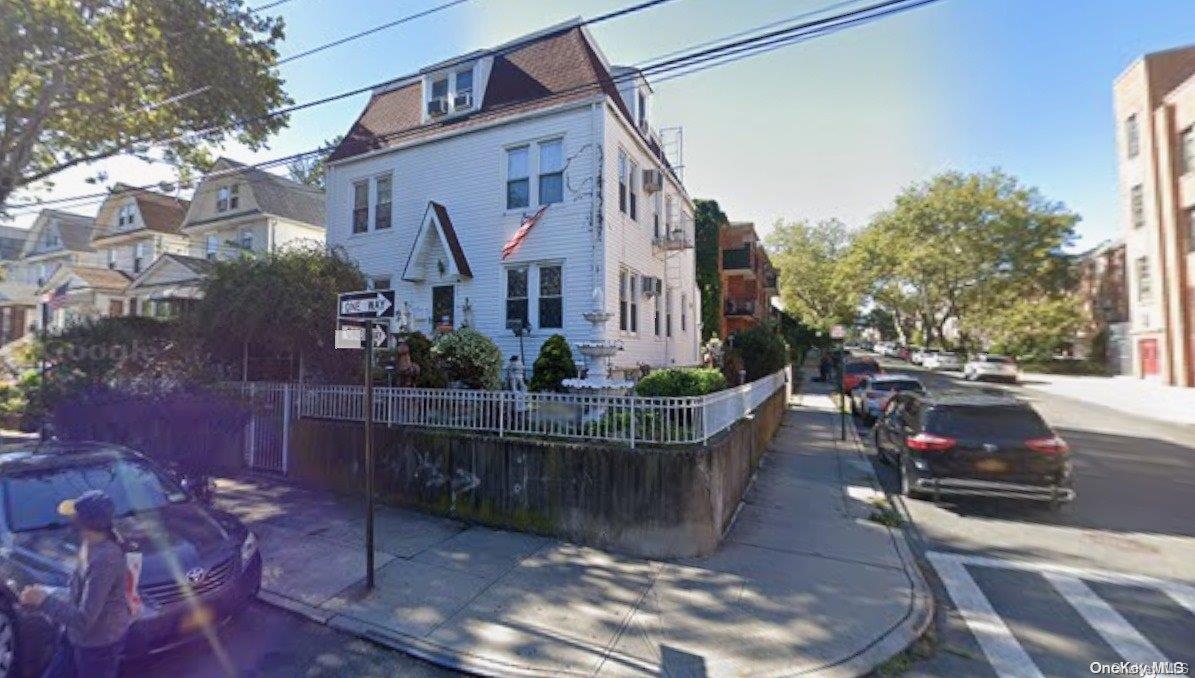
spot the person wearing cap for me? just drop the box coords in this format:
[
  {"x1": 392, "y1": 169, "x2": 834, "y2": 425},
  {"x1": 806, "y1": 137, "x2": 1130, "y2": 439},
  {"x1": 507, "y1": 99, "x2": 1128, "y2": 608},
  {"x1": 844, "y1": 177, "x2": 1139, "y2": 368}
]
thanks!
[{"x1": 18, "y1": 490, "x2": 133, "y2": 678}]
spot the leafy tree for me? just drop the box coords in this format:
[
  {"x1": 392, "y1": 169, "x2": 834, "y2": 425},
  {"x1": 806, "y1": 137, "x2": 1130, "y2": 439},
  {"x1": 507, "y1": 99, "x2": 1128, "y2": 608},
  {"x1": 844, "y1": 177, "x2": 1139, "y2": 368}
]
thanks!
[
  {"x1": 529, "y1": 334, "x2": 577, "y2": 392},
  {"x1": 286, "y1": 135, "x2": 343, "y2": 190},
  {"x1": 0, "y1": 0, "x2": 291, "y2": 211},
  {"x1": 694, "y1": 199, "x2": 727, "y2": 341},
  {"x1": 766, "y1": 218, "x2": 862, "y2": 330},
  {"x1": 184, "y1": 246, "x2": 364, "y2": 382},
  {"x1": 853, "y1": 170, "x2": 1078, "y2": 349},
  {"x1": 970, "y1": 293, "x2": 1088, "y2": 360}
]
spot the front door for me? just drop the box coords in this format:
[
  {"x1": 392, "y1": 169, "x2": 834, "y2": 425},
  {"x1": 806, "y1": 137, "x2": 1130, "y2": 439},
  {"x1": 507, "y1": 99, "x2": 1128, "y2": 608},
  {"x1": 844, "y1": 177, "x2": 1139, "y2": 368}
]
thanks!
[
  {"x1": 1139, "y1": 338, "x2": 1159, "y2": 377},
  {"x1": 432, "y1": 285, "x2": 455, "y2": 333}
]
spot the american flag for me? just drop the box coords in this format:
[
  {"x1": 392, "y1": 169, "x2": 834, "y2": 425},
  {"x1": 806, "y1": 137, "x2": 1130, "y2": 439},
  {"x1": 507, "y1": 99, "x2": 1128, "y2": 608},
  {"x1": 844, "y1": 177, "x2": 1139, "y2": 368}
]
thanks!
[
  {"x1": 501, "y1": 205, "x2": 548, "y2": 260},
  {"x1": 45, "y1": 283, "x2": 70, "y2": 310}
]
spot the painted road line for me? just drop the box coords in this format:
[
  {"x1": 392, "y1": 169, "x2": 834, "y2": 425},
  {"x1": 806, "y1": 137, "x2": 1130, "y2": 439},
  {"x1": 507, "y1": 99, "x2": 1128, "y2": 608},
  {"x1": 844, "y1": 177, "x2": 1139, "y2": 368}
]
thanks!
[
  {"x1": 1044, "y1": 573, "x2": 1168, "y2": 666},
  {"x1": 926, "y1": 552, "x2": 1045, "y2": 678}
]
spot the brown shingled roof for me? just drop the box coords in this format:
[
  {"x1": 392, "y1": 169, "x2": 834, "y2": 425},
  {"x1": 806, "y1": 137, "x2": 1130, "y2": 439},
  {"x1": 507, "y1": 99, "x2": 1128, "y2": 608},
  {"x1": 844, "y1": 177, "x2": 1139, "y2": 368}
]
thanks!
[
  {"x1": 133, "y1": 190, "x2": 190, "y2": 235},
  {"x1": 329, "y1": 26, "x2": 625, "y2": 163}
]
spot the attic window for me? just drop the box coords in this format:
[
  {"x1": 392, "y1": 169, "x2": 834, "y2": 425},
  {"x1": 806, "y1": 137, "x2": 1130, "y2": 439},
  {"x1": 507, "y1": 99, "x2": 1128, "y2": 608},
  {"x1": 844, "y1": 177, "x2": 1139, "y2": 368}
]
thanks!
[
  {"x1": 217, "y1": 184, "x2": 240, "y2": 212},
  {"x1": 117, "y1": 203, "x2": 136, "y2": 228},
  {"x1": 637, "y1": 91, "x2": 647, "y2": 129},
  {"x1": 426, "y1": 65, "x2": 477, "y2": 118}
]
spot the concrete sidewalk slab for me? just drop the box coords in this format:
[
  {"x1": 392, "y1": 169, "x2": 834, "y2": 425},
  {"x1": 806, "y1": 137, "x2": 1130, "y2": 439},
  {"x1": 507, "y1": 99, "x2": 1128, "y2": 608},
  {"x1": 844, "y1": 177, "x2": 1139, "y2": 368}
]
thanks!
[
  {"x1": 1018, "y1": 372, "x2": 1195, "y2": 426},
  {"x1": 223, "y1": 375, "x2": 931, "y2": 677}
]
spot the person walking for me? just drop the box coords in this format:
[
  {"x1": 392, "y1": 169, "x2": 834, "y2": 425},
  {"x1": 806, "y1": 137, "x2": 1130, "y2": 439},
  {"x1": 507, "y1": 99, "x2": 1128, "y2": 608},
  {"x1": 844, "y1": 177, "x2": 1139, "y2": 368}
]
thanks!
[{"x1": 20, "y1": 490, "x2": 135, "y2": 678}]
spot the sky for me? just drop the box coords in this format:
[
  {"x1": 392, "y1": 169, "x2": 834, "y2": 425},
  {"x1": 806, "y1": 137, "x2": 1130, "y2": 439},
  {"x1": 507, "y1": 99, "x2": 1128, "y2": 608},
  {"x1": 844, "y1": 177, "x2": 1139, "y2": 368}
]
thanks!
[{"x1": 8, "y1": 0, "x2": 1195, "y2": 252}]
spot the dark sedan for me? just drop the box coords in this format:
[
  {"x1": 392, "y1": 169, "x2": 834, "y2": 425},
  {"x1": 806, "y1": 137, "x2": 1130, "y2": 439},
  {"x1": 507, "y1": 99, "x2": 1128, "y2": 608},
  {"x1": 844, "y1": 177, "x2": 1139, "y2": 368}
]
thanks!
[
  {"x1": 0, "y1": 442, "x2": 262, "y2": 677},
  {"x1": 873, "y1": 393, "x2": 1074, "y2": 507}
]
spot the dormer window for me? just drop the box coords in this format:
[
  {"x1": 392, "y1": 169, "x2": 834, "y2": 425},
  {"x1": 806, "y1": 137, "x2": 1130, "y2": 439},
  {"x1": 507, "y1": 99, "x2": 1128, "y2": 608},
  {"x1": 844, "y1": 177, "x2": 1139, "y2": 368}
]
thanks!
[
  {"x1": 117, "y1": 203, "x2": 136, "y2": 228},
  {"x1": 217, "y1": 184, "x2": 240, "y2": 212},
  {"x1": 637, "y1": 90, "x2": 647, "y2": 130},
  {"x1": 426, "y1": 64, "x2": 477, "y2": 118}
]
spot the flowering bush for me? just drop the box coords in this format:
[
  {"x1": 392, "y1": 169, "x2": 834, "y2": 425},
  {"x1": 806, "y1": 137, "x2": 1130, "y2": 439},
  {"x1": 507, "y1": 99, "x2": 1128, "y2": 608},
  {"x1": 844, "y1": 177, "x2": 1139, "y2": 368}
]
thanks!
[{"x1": 432, "y1": 328, "x2": 502, "y2": 389}]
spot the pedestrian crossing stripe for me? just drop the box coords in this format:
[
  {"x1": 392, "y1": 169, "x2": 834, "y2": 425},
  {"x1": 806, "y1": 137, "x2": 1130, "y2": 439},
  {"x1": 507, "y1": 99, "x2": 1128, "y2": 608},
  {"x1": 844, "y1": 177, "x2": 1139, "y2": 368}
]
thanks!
[{"x1": 926, "y1": 551, "x2": 1195, "y2": 678}]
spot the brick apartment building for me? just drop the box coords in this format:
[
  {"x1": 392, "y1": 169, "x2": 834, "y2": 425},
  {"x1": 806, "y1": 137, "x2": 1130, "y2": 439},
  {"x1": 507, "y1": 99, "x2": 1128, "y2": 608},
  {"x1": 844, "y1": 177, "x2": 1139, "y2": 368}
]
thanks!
[
  {"x1": 1114, "y1": 44, "x2": 1195, "y2": 385},
  {"x1": 1074, "y1": 239, "x2": 1130, "y2": 372},
  {"x1": 718, "y1": 221, "x2": 776, "y2": 338}
]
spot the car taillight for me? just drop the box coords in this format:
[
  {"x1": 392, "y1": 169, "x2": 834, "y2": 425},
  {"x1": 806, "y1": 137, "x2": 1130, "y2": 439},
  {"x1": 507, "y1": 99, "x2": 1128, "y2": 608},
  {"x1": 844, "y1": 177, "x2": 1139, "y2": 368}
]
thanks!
[
  {"x1": 1026, "y1": 436, "x2": 1069, "y2": 454},
  {"x1": 907, "y1": 433, "x2": 956, "y2": 452}
]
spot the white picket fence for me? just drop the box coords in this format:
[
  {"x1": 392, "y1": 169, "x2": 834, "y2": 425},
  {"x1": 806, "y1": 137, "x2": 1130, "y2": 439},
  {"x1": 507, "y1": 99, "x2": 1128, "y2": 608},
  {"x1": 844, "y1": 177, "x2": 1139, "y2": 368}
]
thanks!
[{"x1": 228, "y1": 367, "x2": 788, "y2": 455}]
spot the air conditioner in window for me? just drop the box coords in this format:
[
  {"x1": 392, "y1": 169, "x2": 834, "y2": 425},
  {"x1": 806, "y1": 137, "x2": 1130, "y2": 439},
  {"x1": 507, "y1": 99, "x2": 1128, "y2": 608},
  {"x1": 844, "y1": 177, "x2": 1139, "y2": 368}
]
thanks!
[
  {"x1": 642, "y1": 276, "x2": 661, "y2": 298},
  {"x1": 427, "y1": 97, "x2": 449, "y2": 116},
  {"x1": 642, "y1": 169, "x2": 663, "y2": 193},
  {"x1": 453, "y1": 91, "x2": 473, "y2": 110}
]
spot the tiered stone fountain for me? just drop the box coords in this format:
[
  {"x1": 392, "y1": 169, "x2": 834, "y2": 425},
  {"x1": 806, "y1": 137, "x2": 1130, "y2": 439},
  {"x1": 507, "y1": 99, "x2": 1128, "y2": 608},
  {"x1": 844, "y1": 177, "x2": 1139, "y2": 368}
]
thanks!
[{"x1": 562, "y1": 286, "x2": 633, "y2": 396}]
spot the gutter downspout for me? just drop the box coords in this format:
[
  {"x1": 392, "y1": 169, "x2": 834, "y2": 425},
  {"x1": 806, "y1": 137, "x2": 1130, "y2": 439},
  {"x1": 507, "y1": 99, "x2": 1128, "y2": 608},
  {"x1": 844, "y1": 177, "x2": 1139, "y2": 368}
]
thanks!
[{"x1": 590, "y1": 101, "x2": 603, "y2": 347}]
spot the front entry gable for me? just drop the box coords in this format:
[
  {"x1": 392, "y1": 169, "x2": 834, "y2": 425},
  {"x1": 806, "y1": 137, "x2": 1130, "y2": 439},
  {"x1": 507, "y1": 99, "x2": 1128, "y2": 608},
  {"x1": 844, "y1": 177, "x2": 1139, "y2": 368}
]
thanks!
[{"x1": 401, "y1": 202, "x2": 473, "y2": 283}]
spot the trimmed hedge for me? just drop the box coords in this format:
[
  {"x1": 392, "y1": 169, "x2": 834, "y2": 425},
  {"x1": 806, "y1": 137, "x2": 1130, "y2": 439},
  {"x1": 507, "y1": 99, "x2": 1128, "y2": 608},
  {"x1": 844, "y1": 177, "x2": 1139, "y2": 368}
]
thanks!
[
  {"x1": 635, "y1": 367, "x2": 727, "y2": 397},
  {"x1": 529, "y1": 334, "x2": 578, "y2": 392}
]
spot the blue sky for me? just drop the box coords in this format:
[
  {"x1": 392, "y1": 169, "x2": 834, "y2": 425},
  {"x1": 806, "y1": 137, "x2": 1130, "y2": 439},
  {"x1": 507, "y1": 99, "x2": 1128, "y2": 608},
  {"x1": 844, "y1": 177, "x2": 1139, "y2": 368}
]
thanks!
[{"x1": 12, "y1": 0, "x2": 1195, "y2": 250}]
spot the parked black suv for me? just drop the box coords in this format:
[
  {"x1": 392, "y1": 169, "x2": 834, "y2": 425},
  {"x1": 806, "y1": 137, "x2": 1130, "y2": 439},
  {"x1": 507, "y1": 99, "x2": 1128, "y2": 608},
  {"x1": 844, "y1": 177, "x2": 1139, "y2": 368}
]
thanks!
[
  {"x1": 874, "y1": 393, "x2": 1074, "y2": 506},
  {"x1": 0, "y1": 442, "x2": 262, "y2": 677}
]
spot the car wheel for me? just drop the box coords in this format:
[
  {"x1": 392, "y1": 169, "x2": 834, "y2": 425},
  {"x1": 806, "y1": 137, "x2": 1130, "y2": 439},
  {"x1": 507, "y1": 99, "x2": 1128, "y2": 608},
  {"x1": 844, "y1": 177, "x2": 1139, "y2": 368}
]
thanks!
[{"x1": 0, "y1": 604, "x2": 17, "y2": 678}]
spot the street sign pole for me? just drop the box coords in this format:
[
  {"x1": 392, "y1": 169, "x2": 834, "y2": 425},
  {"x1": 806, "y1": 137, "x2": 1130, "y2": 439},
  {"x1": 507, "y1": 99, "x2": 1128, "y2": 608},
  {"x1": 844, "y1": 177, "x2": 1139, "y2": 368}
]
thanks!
[
  {"x1": 364, "y1": 321, "x2": 375, "y2": 590},
  {"x1": 838, "y1": 336, "x2": 846, "y2": 442}
]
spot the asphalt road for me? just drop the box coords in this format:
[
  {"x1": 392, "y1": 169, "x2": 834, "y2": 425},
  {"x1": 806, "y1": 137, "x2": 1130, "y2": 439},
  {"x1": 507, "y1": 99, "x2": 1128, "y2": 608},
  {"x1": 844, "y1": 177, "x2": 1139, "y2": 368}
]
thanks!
[
  {"x1": 851, "y1": 357, "x2": 1195, "y2": 677},
  {"x1": 119, "y1": 601, "x2": 456, "y2": 678}
]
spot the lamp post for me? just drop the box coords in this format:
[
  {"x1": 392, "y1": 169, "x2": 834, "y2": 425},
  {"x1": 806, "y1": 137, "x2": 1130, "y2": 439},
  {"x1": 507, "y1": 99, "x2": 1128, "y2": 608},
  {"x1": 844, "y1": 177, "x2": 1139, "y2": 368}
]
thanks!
[{"x1": 829, "y1": 324, "x2": 846, "y2": 441}]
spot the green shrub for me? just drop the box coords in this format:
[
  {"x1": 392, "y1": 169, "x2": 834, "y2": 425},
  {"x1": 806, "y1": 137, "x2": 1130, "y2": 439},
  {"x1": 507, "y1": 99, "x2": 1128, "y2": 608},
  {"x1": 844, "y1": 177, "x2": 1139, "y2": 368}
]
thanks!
[
  {"x1": 529, "y1": 334, "x2": 578, "y2": 392},
  {"x1": 635, "y1": 367, "x2": 727, "y2": 397},
  {"x1": 730, "y1": 325, "x2": 787, "y2": 381},
  {"x1": 432, "y1": 328, "x2": 503, "y2": 389},
  {"x1": 721, "y1": 347, "x2": 745, "y2": 386},
  {"x1": 397, "y1": 331, "x2": 448, "y2": 388},
  {"x1": 1018, "y1": 358, "x2": 1111, "y2": 376}
]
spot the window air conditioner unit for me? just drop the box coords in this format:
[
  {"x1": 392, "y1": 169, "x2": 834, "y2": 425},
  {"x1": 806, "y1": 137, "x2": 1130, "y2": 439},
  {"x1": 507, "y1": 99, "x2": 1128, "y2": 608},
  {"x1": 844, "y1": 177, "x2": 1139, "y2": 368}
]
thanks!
[
  {"x1": 427, "y1": 97, "x2": 449, "y2": 116},
  {"x1": 642, "y1": 169, "x2": 663, "y2": 193},
  {"x1": 453, "y1": 91, "x2": 473, "y2": 110},
  {"x1": 642, "y1": 276, "x2": 662, "y2": 297}
]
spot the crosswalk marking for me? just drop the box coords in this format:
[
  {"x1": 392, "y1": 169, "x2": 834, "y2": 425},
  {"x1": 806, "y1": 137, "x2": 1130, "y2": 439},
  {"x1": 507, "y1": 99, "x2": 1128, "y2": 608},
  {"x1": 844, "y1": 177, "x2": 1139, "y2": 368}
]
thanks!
[
  {"x1": 927, "y1": 551, "x2": 1194, "y2": 678},
  {"x1": 927, "y1": 552, "x2": 1045, "y2": 678},
  {"x1": 1043, "y1": 573, "x2": 1168, "y2": 667}
]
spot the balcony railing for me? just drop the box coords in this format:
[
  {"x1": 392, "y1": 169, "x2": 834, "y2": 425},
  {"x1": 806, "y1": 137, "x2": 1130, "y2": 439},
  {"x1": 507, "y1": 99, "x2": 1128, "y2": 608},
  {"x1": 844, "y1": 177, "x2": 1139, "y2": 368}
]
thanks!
[
  {"x1": 722, "y1": 246, "x2": 752, "y2": 270},
  {"x1": 724, "y1": 299, "x2": 757, "y2": 316}
]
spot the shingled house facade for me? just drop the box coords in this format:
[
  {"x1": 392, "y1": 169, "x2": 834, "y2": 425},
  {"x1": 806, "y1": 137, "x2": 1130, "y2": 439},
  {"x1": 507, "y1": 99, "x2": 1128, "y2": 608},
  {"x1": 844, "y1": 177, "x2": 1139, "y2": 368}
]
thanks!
[{"x1": 325, "y1": 20, "x2": 701, "y2": 374}]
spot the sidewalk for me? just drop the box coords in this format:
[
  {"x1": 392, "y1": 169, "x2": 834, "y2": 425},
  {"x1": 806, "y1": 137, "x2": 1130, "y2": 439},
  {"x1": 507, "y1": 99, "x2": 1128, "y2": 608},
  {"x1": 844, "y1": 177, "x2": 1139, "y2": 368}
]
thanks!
[
  {"x1": 1018, "y1": 372, "x2": 1195, "y2": 426},
  {"x1": 219, "y1": 381, "x2": 930, "y2": 676}
]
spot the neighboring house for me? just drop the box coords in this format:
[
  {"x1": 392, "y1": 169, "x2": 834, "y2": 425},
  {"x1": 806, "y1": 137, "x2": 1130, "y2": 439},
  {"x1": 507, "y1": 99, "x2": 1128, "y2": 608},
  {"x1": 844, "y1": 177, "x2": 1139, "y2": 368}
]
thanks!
[
  {"x1": 325, "y1": 19, "x2": 700, "y2": 375},
  {"x1": 90, "y1": 183, "x2": 190, "y2": 282},
  {"x1": 37, "y1": 265, "x2": 132, "y2": 332},
  {"x1": 718, "y1": 221, "x2": 777, "y2": 338},
  {"x1": 2, "y1": 210, "x2": 101, "y2": 340},
  {"x1": 180, "y1": 157, "x2": 326, "y2": 262},
  {"x1": 1074, "y1": 239, "x2": 1130, "y2": 371},
  {"x1": 1114, "y1": 44, "x2": 1195, "y2": 385},
  {"x1": 124, "y1": 253, "x2": 215, "y2": 319},
  {"x1": 0, "y1": 225, "x2": 34, "y2": 346}
]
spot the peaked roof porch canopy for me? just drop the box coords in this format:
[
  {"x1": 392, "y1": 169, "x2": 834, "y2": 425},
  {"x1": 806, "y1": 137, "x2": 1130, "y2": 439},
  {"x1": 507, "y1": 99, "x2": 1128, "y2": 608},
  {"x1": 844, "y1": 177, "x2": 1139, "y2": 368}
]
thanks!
[{"x1": 401, "y1": 202, "x2": 473, "y2": 283}]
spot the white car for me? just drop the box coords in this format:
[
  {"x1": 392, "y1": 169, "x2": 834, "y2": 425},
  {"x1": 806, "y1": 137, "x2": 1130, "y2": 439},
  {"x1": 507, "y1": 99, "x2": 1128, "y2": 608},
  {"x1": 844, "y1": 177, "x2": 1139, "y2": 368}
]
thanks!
[
  {"x1": 850, "y1": 374, "x2": 925, "y2": 422},
  {"x1": 964, "y1": 354, "x2": 1020, "y2": 382},
  {"x1": 909, "y1": 348, "x2": 927, "y2": 365},
  {"x1": 923, "y1": 351, "x2": 962, "y2": 370}
]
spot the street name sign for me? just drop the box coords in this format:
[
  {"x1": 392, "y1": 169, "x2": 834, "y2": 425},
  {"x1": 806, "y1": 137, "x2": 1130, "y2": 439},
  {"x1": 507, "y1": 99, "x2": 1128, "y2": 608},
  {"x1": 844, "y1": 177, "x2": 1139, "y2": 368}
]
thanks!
[
  {"x1": 335, "y1": 323, "x2": 388, "y2": 349},
  {"x1": 338, "y1": 289, "x2": 396, "y2": 319}
]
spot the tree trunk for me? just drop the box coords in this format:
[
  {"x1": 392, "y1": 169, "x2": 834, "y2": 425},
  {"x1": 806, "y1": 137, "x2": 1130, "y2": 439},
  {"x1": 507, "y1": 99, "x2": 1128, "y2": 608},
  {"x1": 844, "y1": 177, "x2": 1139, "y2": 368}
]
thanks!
[{"x1": 242, "y1": 341, "x2": 249, "y2": 382}]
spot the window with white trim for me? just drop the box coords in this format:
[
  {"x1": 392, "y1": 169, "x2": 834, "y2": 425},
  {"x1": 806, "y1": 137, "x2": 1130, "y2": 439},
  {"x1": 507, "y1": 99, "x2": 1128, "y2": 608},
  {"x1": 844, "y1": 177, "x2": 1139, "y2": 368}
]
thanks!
[
  {"x1": 1136, "y1": 256, "x2": 1151, "y2": 299},
  {"x1": 106, "y1": 248, "x2": 116, "y2": 268},
  {"x1": 375, "y1": 175, "x2": 392, "y2": 230},
  {"x1": 653, "y1": 191, "x2": 662, "y2": 239},
  {"x1": 628, "y1": 273, "x2": 639, "y2": 333},
  {"x1": 628, "y1": 160, "x2": 639, "y2": 221},
  {"x1": 653, "y1": 286, "x2": 661, "y2": 336},
  {"x1": 538, "y1": 264, "x2": 563, "y2": 329},
  {"x1": 538, "y1": 140, "x2": 564, "y2": 206},
  {"x1": 1131, "y1": 184, "x2": 1145, "y2": 229},
  {"x1": 1126, "y1": 114, "x2": 1139, "y2": 158},
  {"x1": 240, "y1": 229, "x2": 254, "y2": 251},
  {"x1": 618, "y1": 151, "x2": 628, "y2": 214},
  {"x1": 619, "y1": 269, "x2": 628, "y2": 331},
  {"x1": 507, "y1": 146, "x2": 530, "y2": 210},
  {"x1": 352, "y1": 180, "x2": 369, "y2": 234},
  {"x1": 133, "y1": 241, "x2": 146, "y2": 274},
  {"x1": 216, "y1": 184, "x2": 239, "y2": 212},
  {"x1": 426, "y1": 65, "x2": 477, "y2": 117},
  {"x1": 454, "y1": 68, "x2": 473, "y2": 109},
  {"x1": 506, "y1": 266, "x2": 529, "y2": 328},
  {"x1": 205, "y1": 235, "x2": 219, "y2": 260},
  {"x1": 117, "y1": 203, "x2": 136, "y2": 228}
]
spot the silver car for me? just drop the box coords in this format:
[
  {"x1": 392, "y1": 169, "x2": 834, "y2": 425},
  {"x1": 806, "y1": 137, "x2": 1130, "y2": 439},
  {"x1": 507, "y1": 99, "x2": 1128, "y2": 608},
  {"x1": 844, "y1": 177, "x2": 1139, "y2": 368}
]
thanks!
[
  {"x1": 964, "y1": 354, "x2": 1020, "y2": 382},
  {"x1": 923, "y1": 351, "x2": 962, "y2": 370}
]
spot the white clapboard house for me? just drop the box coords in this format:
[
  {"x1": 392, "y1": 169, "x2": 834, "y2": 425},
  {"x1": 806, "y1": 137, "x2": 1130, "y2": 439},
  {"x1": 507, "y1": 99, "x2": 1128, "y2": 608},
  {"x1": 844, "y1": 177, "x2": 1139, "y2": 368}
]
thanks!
[{"x1": 325, "y1": 19, "x2": 700, "y2": 375}]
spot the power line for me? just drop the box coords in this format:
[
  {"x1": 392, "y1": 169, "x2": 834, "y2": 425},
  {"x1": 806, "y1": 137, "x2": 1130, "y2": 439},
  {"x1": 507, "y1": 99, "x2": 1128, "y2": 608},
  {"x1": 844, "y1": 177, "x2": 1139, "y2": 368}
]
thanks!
[
  {"x1": 8, "y1": 0, "x2": 941, "y2": 216},
  {"x1": 278, "y1": 0, "x2": 478, "y2": 65}
]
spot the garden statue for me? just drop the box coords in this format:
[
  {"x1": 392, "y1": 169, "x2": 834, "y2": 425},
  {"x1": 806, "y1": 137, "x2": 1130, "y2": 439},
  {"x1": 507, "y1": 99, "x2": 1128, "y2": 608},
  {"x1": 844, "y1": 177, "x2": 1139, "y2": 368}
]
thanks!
[
  {"x1": 392, "y1": 340, "x2": 421, "y2": 387},
  {"x1": 506, "y1": 355, "x2": 528, "y2": 392}
]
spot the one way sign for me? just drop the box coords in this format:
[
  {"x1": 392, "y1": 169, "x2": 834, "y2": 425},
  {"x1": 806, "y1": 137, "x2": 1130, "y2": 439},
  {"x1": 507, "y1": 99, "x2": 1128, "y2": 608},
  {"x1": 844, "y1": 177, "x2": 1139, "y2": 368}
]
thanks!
[{"x1": 339, "y1": 289, "x2": 395, "y2": 319}]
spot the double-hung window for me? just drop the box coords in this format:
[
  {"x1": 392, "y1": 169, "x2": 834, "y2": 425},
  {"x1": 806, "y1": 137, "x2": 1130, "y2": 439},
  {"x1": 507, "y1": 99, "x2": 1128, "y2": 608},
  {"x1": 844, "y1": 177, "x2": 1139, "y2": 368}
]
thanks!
[
  {"x1": 454, "y1": 68, "x2": 473, "y2": 109},
  {"x1": 352, "y1": 181, "x2": 369, "y2": 233},
  {"x1": 133, "y1": 242, "x2": 146, "y2": 274},
  {"x1": 205, "y1": 235, "x2": 219, "y2": 260},
  {"x1": 1131, "y1": 184, "x2": 1145, "y2": 229},
  {"x1": 628, "y1": 160, "x2": 639, "y2": 221},
  {"x1": 628, "y1": 273, "x2": 639, "y2": 333},
  {"x1": 507, "y1": 266, "x2": 529, "y2": 328},
  {"x1": 216, "y1": 184, "x2": 239, "y2": 212},
  {"x1": 1126, "y1": 114, "x2": 1140, "y2": 158},
  {"x1": 106, "y1": 248, "x2": 116, "y2": 269},
  {"x1": 375, "y1": 175, "x2": 392, "y2": 230},
  {"x1": 619, "y1": 269, "x2": 628, "y2": 331},
  {"x1": 1181, "y1": 126, "x2": 1194, "y2": 175},
  {"x1": 240, "y1": 229, "x2": 254, "y2": 251},
  {"x1": 1136, "y1": 256, "x2": 1151, "y2": 299},
  {"x1": 538, "y1": 140, "x2": 564, "y2": 206},
  {"x1": 618, "y1": 151, "x2": 628, "y2": 214},
  {"x1": 507, "y1": 146, "x2": 530, "y2": 210},
  {"x1": 117, "y1": 204, "x2": 136, "y2": 228},
  {"x1": 538, "y1": 265, "x2": 563, "y2": 329}
]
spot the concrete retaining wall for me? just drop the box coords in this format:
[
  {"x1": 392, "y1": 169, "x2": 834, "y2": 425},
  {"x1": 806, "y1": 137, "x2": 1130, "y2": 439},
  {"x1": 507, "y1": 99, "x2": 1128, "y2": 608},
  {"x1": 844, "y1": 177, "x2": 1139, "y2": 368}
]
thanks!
[{"x1": 287, "y1": 386, "x2": 786, "y2": 558}]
